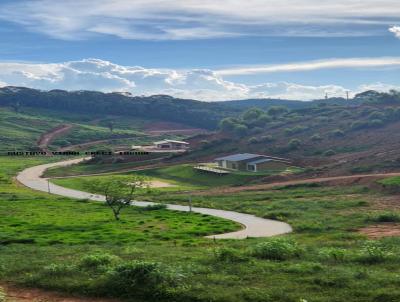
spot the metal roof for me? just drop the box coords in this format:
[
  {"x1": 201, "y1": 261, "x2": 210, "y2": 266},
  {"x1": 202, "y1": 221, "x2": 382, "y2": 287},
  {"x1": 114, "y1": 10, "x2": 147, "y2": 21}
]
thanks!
[
  {"x1": 214, "y1": 153, "x2": 264, "y2": 162},
  {"x1": 247, "y1": 158, "x2": 273, "y2": 165},
  {"x1": 153, "y1": 140, "x2": 189, "y2": 145}
]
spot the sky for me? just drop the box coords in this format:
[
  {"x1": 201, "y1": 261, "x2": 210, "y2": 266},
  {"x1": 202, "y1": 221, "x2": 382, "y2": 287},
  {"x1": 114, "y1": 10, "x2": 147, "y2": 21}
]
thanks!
[{"x1": 0, "y1": 0, "x2": 400, "y2": 101}]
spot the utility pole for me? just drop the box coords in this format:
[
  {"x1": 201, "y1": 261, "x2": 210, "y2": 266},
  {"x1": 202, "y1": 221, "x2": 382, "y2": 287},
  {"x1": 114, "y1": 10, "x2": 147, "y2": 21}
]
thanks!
[
  {"x1": 188, "y1": 194, "x2": 192, "y2": 213},
  {"x1": 346, "y1": 91, "x2": 350, "y2": 101}
]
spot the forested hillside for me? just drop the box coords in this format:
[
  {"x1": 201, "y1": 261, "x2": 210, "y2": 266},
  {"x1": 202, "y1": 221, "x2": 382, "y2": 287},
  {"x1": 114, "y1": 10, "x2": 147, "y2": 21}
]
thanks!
[{"x1": 0, "y1": 87, "x2": 241, "y2": 129}]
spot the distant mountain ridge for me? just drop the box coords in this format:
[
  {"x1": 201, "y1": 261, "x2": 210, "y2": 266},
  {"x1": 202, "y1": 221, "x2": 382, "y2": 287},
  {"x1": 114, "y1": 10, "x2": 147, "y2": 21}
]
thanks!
[
  {"x1": 0, "y1": 86, "x2": 374, "y2": 129},
  {"x1": 0, "y1": 86, "x2": 242, "y2": 129}
]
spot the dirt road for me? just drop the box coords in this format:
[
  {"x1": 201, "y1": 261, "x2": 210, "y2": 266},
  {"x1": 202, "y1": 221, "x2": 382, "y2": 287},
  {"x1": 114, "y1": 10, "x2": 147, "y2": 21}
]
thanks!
[
  {"x1": 37, "y1": 124, "x2": 73, "y2": 152},
  {"x1": 1, "y1": 283, "x2": 118, "y2": 302},
  {"x1": 16, "y1": 158, "x2": 293, "y2": 239}
]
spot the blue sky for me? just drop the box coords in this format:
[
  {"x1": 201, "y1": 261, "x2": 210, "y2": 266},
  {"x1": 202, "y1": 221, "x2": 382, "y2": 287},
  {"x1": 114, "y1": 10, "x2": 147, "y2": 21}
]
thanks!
[{"x1": 0, "y1": 0, "x2": 400, "y2": 101}]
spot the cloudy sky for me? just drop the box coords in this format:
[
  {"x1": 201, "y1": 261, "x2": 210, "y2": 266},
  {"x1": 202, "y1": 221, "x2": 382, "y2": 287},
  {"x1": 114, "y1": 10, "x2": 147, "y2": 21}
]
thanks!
[{"x1": 1, "y1": 0, "x2": 400, "y2": 101}]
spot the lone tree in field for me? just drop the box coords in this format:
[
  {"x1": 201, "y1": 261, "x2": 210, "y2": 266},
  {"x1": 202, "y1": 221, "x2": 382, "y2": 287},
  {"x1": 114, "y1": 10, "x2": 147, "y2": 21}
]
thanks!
[{"x1": 84, "y1": 176, "x2": 149, "y2": 221}]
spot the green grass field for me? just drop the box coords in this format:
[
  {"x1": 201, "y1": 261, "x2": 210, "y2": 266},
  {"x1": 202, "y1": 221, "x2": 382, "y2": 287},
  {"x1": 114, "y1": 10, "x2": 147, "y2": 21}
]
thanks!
[
  {"x1": 52, "y1": 164, "x2": 288, "y2": 192},
  {"x1": 3, "y1": 157, "x2": 400, "y2": 301}
]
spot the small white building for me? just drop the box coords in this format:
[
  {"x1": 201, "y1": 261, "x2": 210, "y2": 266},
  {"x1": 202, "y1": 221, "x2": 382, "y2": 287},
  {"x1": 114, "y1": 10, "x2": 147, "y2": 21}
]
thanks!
[{"x1": 153, "y1": 140, "x2": 189, "y2": 150}]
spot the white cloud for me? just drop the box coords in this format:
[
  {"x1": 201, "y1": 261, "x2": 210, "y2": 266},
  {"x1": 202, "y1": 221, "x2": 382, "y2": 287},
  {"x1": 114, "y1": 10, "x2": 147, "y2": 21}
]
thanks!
[
  {"x1": 389, "y1": 26, "x2": 400, "y2": 38},
  {"x1": 0, "y1": 58, "x2": 398, "y2": 101},
  {"x1": 216, "y1": 57, "x2": 400, "y2": 76},
  {"x1": 1, "y1": 1, "x2": 400, "y2": 40}
]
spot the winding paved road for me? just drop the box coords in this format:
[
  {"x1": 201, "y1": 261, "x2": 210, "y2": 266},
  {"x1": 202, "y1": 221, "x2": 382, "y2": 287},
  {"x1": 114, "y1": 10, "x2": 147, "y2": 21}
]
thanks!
[{"x1": 16, "y1": 158, "x2": 293, "y2": 239}]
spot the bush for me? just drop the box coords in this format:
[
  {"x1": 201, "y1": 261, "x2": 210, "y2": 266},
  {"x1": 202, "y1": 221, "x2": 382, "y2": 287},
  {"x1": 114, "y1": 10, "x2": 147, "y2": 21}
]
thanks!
[
  {"x1": 310, "y1": 134, "x2": 322, "y2": 141},
  {"x1": 350, "y1": 121, "x2": 368, "y2": 130},
  {"x1": 141, "y1": 203, "x2": 167, "y2": 211},
  {"x1": 79, "y1": 253, "x2": 119, "y2": 271},
  {"x1": 368, "y1": 111, "x2": 385, "y2": 120},
  {"x1": 252, "y1": 238, "x2": 301, "y2": 260},
  {"x1": 263, "y1": 211, "x2": 293, "y2": 221},
  {"x1": 42, "y1": 263, "x2": 75, "y2": 276},
  {"x1": 368, "y1": 119, "x2": 384, "y2": 128},
  {"x1": 213, "y1": 247, "x2": 248, "y2": 263},
  {"x1": 260, "y1": 135, "x2": 274, "y2": 142},
  {"x1": 248, "y1": 137, "x2": 259, "y2": 144},
  {"x1": 367, "y1": 212, "x2": 400, "y2": 223},
  {"x1": 250, "y1": 127, "x2": 264, "y2": 134},
  {"x1": 105, "y1": 261, "x2": 184, "y2": 299},
  {"x1": 284, "y1": 126, "x2": 308, "y2": 136},
  {"x1": 323, "y1": 149, "x2": 336, "y2": 157},
  {"x1": 234, "y1": 124, "x2": 248, "y2": 136},
  {"x1": 331, "y1": 129, "x2": 345, "y2": 137},
  {"x1": 318, "y1": 247, "x2": 348, "y2": 262},
  {"x1": 288, "y1": 139, "x2": 301, "y2": 150},
  {"x1": 355, "y1": 241, "x2": 393, "y2": 264},
  {"x1": 0, "y1": 287, "x2": 5, "y2": 302}
]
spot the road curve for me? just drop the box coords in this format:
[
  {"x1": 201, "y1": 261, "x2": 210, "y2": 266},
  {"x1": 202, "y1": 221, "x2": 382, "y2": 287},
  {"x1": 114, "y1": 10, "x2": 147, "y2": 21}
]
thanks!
[{"x1": 16, "y1": 158, "x2": 293, "y2": 239}]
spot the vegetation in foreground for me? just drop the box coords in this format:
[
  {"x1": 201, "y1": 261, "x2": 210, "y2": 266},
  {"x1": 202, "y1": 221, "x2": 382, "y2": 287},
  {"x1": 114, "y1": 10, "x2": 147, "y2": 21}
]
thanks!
[{"x1": 4, "y1": 157, "x2": 400, "y2": 301}]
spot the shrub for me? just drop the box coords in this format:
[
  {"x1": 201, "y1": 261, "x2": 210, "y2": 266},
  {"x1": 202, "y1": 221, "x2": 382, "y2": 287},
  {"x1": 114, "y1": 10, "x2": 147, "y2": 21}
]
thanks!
[
  {"x1": 105, "y1": 261, "x2": 184, "y2": 299},
  {"x1": 318, "y1": 247, "x2": 348, "y2": 262},
  {"x1": 288, "y1": 139, "x2": 301, "y2": 150},
  {"x1": 141, "y1": 203, "x2": 167, "y2": 211},
  {"x1": 0, "y1": 286, "x2": 5, "y2": 302},
  {"x1": 284, "y1": 125, "x2": 308, "y2": 136},
  {"x1": 261, "y1": 135, "x2": 274, "y2": 142},
  {"x1": 42, "y1": 263, "x2": 75, "y2": 276},
  {"x1": 368, "y1": 111, "x2": 385, "y2": 120},
  {"x1": 355, "y1": 241, "x2": 392, "y2": 264},
  {"x1": 234, "y1": 124, "x2": 248, "y2": 136},
  {"x1": 263, "y1": 211, "x2": 293, "y2": 221},
  {"x1": 331, "y1": 129, "x2": 345, "y2": 137},
  {"x1": 350, "y1": 121, "x2": 368, "y2": 130},
  {"x1": 252, "y1": 238, "x2": 301, "y2": 260},
  {"x1": 213, "y1": 247, "x2": 248, "y2": 263},
  {"x1": 367, "y1": 212, "x2": 400, "y2": 223},
  {"x1": 323, "y1": 149, "x2": 336, "y2": 157},
  {"x1": 251, "y1": 127, "x2": 264, "y2": 134},
  {"x1": 248, "y1": 137, "x2": 259, "y2": 144},
  {"x1": 368, "y1": 119, "x2": 384, "y2": 128},
  {"x1": 79, "y1": 252, "x2": 119, "y2": 271},
  {"x1": 310, "y1": 134, "x2": 322, "y2": 141}
]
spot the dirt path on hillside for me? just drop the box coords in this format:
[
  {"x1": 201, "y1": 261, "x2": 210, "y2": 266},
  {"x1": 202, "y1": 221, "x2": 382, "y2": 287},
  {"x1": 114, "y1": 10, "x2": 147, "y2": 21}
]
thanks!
[
  {"x1": 37, "y1": 124, "x2": 73, "y2": 152},
  {"x1": 2, "y1": 283, "x2": 119, "y2": 302},
  {"x1": 191, "y1": 172, "x2": 400, "y2": 195},
  {"x1": 58, "y1": 136, "x2": 141, "y2": 151}
]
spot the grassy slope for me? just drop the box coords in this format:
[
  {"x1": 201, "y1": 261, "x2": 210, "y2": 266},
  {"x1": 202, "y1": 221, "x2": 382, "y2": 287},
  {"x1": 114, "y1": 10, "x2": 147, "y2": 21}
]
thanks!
[
  {"x1": 190, "y1": 104, "x2": 400, "y2": 176},
  {"x1": 4, "y1": 157, "x2": 400, "y2": 301},
  {"x1": 52, "y1": 164, "x2": 284, "y2": 191},
  {"x1": 0, "y1": 106, "x2": 186, "y2": 153},
  {"x1": 0, "y1": 108, "x2": 59, "y2": 150}
]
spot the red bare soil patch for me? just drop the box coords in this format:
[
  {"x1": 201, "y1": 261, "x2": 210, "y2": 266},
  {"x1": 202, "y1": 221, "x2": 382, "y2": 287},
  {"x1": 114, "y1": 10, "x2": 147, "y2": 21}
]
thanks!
[
  {"x1": 37, "y1": 124, "x2": 73, "y2": 152},
  {"x1": 359, "y1": 223, "x2": 400, "y2": 239},
  {"x1": 2, "y1": 283, "x2": 119, "y2": 302}
]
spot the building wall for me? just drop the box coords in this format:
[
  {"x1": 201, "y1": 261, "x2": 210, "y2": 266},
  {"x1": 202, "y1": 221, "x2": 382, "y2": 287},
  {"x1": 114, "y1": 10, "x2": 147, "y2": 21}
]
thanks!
[{"x1": 254, "y1": 161, "x2": 289, "y2": 171}]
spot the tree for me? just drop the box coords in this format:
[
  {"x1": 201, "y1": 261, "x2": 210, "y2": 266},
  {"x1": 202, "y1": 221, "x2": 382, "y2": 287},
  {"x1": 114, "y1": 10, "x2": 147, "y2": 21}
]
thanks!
[
  {"x1": 267, "y1": 106, "x2": 288, "y2": 120},
  {"x1": 288, "y1": 139, "x2": 301, "y2": 150},
  {"x1": 107, "y1": 121, "x2": 114, "y2": 133},
  {"x1": 84, "y1": 176, "x2": 149, "y2": 221},
  {"x1": 219, "y1": 117, "x2": 239, "y2": 132},
  {"x1": 242, "y1": 108, "x2": 265, "y2": 121},
  {"x1": 11, "y1": 101, "x2": 21, "y2": 113}
]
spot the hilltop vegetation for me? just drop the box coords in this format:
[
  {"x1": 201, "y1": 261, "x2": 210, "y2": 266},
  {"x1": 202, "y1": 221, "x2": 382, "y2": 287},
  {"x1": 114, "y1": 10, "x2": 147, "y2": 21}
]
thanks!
[
  {"x1": 0, "y1": 86, "x2": 242, "y2": 129},
  {"x1": 189, "y1": 90, "x2": 400, "y2": 176}
]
